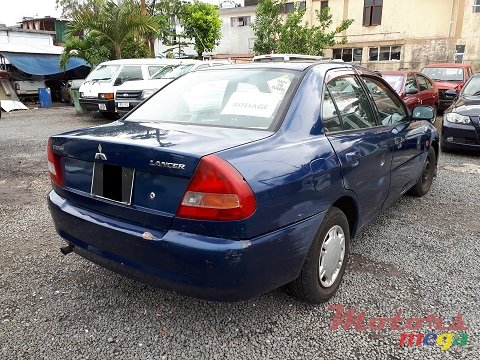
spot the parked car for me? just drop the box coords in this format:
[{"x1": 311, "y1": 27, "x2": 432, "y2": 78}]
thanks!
[
  {"x1": 47, "y1": 62, "x2": 438, "y2": 303},
  {"x1": 60, "y1": 79, "x2": 85, "y2": 105},
  {"x1": 78, "y1": 58, "x2": 173, "y2": 119},
  {"x1": 114, "y1": 60, "x2": 230, "y2": 115},
  {"x1": 253, "y1": 54, "x2": 327, "y2": 62},
  {"x1": 420, "y1": 63, "x2": 473, "y2": 111},
  {"x1": 441, "y1": 72, "x2": 480, "y2": 152},
  {"x1": 381, "y1": 71, "x2": 439, "y2": 112}
]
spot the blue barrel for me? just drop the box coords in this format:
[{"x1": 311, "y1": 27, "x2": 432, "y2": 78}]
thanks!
[{"x1": 38, "y1": 88, "x2": 52, "y2": 108}]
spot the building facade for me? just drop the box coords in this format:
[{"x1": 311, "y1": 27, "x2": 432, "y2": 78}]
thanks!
[
  {"x1": 307, "y1": 0, "x2": 480, "y2": 71},
  {"x1": 215, "y1": 5, "x2": 257, "y2": 57}
]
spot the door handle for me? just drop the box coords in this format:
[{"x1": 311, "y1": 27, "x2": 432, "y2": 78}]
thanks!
[{"x1": 345, "y1": 151, "x2": 361, "y2": 167}]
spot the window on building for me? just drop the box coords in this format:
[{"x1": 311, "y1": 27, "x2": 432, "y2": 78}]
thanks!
[
  {"x1": 473, "y1": 0, "x2": 480, "y2": 12},
  {"x1": 320, "y1": 1, "x2": 329, "y2": 12},
  {"x1": 363, "y1": 0, "x2": 383, "y2": 26},
  {"x1": 231, "y1": 16, "x2": 251, "y2": 27},
  {"x1": 333, "y1": 48, "x2": 363, "y2": 62},
  {"x1": 455, "y1": 45, "x2": 465, "y2": 63},
  {"x1": 368, "y1": 46, "x2": 401, "y2": 61},
  {"x1": 281, "y1": 1, "x2": 306, "y2": 14}
]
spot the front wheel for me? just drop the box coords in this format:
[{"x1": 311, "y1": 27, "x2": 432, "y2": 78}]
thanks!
[
  {"x1": 287, "y1": 207, "x2": 350, "y2": 303},
  {"x1": 408, "y1": 146, "x2": 437, "y2": 196}
]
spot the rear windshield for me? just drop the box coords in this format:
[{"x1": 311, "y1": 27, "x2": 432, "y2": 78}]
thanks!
[
  {"x1": 85, "y1": 65, "x2": 120, "y2": 82},
  {"x1": 461, "y1": 75, "x2": 480, "y2": 96},
  {"x1": 382, "y1": 75, "x2": 403, "y2": 93},
  {"x1": 422, "y1": 67, "x2": 464, "y2": 82},
  {"x1": 126, "y1": 69, "x2": 300, "y2": 130}
]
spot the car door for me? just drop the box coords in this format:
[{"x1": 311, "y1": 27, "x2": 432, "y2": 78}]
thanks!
[
  {"x1": 323, "y1": 72, "x2": 392, "y2": 223},
  {"x1": 416, "y1": 74, "x2": 436, "y2": 107},
  {"x1": 361, "y1": 76, "x2": 427, "y2": 206}
]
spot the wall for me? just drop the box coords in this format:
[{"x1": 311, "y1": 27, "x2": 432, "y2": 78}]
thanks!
[
  {"x1": 0, "y1": 29, "x2": 54, "y2": 46},
  {"x1": 313, "y1": 0, "x2": 480, "y2": 71},
  {"x1": 214, "y1": 6, "x2": 256, "y2": 55}
]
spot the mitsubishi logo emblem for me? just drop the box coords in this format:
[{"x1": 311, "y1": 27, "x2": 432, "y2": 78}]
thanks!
[{"x1": 95, "y1": 144, "x2": 107, "y2": 160}]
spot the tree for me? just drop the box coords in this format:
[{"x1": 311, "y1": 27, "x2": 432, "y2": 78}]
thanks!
[
  {"x1": 182, "y1": 1, "x2": 222, "y2": 58},
  {"x1": 66, "y1": 0, "x2": 159, "y2": 59},
  {"x1": 155, "y1": 0, "x2": 191, "y2": 57},
  {"x1": 59, "y1": 32, "x2": 112, "y2": 69},
  {"x1": 252, "y1": 0, "x2": 354, "y2": 56},
  {"x1": 251, "y1": 0, "x2": 282, "y2": 55}
]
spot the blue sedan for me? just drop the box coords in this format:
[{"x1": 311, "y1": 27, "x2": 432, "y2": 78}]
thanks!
[{"x1": 47, "y1": 62, "x2": 439, "y2": 303}]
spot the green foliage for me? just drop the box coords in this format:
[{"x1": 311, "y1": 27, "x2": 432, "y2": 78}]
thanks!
[
  {"x1": 182, "y1": 1, "x2": 222, "y2": 57},
  {"x1": 60, "y1": 32, "x2": 112, "y2": 69},
  {"x1": 66, "y1": 0, "x2": 159, "y2": 59},
  {"x1": 155, "y1": 0, "x2": 192, "y2": 57},
  {"x1": 252, "y1": 0, "x2": 354, "y2": 56},
  {"x1": 251, "y1": 0, "x2": 282, "y2": 55}
]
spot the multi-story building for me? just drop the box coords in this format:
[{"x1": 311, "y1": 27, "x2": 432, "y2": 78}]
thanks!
[{"x1": 307, "y1": 0, "x2": 480, "y2": 71}]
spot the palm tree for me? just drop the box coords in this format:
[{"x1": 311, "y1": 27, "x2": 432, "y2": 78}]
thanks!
[{"x1": 67, "y1": 0, "x2": 160, "y2": 59}]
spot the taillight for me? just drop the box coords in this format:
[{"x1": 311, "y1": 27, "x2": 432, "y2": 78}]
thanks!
[
  {"x1": 47, "y1": 138, "x2": 64, "y2": 186},
  {"x1": 176, "y1": 155, "x2": 256, "y2": 221}
]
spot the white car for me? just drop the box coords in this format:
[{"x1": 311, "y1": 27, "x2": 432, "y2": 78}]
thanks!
[{"x1": 115, "y1": 60, "x2": 230, "y2": 115}]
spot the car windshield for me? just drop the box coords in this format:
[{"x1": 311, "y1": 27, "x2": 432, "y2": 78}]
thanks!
[
  {"x1": 461, "y1": 75, "x2": 480, "y2": 96},
  {"x1": 150, "y1": 64, "x2": 195, "y2": 79},
  {"x1": 421, "y1": 67, "x2": 464, "y2": 82},
  {"x1": 85, "y1": 65, "x2": 119, "y2": 82},
  {"x1": 382, "y1": 75, "x2": 403, "y2": 93},
  {"x1": 126, "y1": 68, "x2": 300, "y2": 130}
]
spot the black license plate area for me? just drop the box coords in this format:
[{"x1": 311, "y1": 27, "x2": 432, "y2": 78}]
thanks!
[{"x1": 91, "y1": 163, "x2": 134, "y2": 205}]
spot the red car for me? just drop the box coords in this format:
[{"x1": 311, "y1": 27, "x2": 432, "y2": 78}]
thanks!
[
  {"x1": 381, "y1": 71, "x2": 439, "y2": 112},
  {"x1": 420, "y1": 63, "x2": 473, "y2": 111}
]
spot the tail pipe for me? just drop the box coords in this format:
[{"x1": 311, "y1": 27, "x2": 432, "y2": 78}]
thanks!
[{"x1": 60, "y1": 244, "x2": 74, "y2": 255}]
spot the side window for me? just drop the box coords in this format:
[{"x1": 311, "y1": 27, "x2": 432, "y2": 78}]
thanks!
[
  {"x1": 322, "y1": 89, "x2": 343, "y2": 133},
  {"x1": 326, "y1": 76, "x2": 376, "y2": 131},
  {"x1": 148, "y1": 66, "x2": 163, "y2": 77},
  {"x1": 117, "y1": 66, "x2": 143, "y2": 82},
  {"x1": 416, "y1": 75, "x2": 430, "y2": 92},
  {"x1": 196, "y1": 64, "x2": 210, "y2": 70},
  {"x1": 405, "y1": 75, "x2": 417, "y2": 92},
  {"x1": 362, "y1": 77, "x2": 408, "y2": 125}
]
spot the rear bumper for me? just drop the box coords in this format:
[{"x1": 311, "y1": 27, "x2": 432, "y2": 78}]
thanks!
[
  {"x1": 438, "y1": 99, "x2": 454, "y2": 111},
  {"x1": 48, "y1": 190, "x2": 322, "y2": 301},
  {"x1": 79, "y1": 98, "x2": 115, "y2": 112}
]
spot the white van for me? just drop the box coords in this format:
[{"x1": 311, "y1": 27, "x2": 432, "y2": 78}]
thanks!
[
  {"x1": 115, "y1": 60, "x2": 230, "y2": 115},
  {"x1": 79, "y1": 58, "x2": 174, "y2": 119}
]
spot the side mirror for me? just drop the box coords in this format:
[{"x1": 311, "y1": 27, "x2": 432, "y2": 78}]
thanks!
[
  {"x1": 445, "y1": 89, "x2": 457, "y2": 99},
  {"x1": 114, "y1": 77, "x2": 123, "y2": 86},
  {"x1": 405, "y1": 86, "x2": 419, "y2": 95},
  {"x1": 411, "y1": 105, "x2": 436, "y2": 123}
]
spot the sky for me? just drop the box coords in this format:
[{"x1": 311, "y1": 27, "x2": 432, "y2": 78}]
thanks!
[{"x1": 0, "y1": 0, "x2": 63, "y2": 26}]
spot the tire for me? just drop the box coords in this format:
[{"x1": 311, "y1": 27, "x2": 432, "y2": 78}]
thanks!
[
  {"x1": 408, "y1": 146, "x2": 436, "y2": 197},
  {"x1": 287, "y1": 207, "x2": 350, "y2": 303}
]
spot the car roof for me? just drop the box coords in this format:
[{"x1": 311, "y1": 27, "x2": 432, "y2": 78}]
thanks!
[
  {"x1": 98, "y1": 58, "x2": 187, "y2": 66},
  {"x1": 422, "y1": 63, "x2": 471, "y2": 69},
  {"x1": 199, "y1": 61, "x2": 354, "y2": 72}
]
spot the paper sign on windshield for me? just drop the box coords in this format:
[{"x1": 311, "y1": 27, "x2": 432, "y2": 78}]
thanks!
[
  {"x1": 221, "y1": 92, "x2": 281, "y2": 118},
  {"x1": 267, "y1": 75, "x2": 292, "y2": 95}
]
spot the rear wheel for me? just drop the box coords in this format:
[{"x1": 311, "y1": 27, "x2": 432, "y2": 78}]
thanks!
[
  {"x1": 408, "y1": 146, "x2": 436, "y2": 196},
  {"x1": 287, "y1": 207, "x2": 350, "y2": 303}
]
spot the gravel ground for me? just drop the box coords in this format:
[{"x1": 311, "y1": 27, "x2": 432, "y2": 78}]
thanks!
[{"x1": 0, "y1": 107, "x2": 479, "y2": 360}]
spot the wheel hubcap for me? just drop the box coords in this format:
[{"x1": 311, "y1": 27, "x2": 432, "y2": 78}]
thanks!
[
  {"x1": 318, "y1": 225, "x2": 345, "y2": 288},
  {"x1": 422, "y1": 157, "x2": 431, "y2": 185}
]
